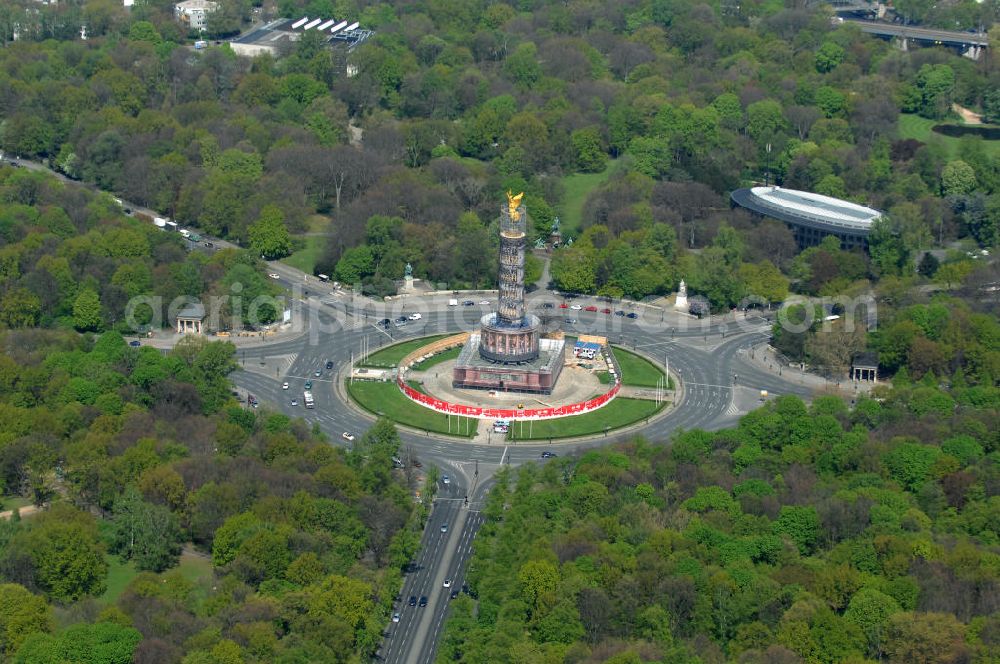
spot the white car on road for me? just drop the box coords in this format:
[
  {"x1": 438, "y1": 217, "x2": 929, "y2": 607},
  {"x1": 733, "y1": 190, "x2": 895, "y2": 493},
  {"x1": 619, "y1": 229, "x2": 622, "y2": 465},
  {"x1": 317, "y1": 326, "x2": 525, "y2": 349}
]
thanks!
[
  {"x1": 408, "y1": 312, "x2": 422, "y2": 320},
  {"x1": 268, "y1": 273, "x2": 280, "y2": 279},
  {"x1": 442, "y1": 475, "x2": 450, "y2": 484},
  {"x1": 392, "y1": 612, "x2": 400, "y2": 623},
  {"x1": 479, "y1": 300, "x2": 490, "y2": 305},
  {"x1": 442, "y1": 579, "x2": 452, "y2": 588},
  {"x1": 282, "y1": 381, "x2": 289, "y2": 390},
  {"x1": 570, "y1": 304, "x2": 582, "y2": 310},
  {"x1": 342, "y1": 432, "x2": 355, "y2": 441}
]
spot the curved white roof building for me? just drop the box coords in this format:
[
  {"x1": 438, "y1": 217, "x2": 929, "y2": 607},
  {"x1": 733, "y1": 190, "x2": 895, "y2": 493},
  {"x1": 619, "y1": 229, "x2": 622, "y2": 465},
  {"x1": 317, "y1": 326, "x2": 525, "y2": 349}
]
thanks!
[{"x1": 731, "y1": 186, "x2": 882, "y2": 250}]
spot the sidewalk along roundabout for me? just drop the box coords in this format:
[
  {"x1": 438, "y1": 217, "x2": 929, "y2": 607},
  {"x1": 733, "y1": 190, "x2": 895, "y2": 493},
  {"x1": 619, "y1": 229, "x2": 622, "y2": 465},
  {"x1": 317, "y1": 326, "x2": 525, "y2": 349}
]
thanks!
[{"x1": 345, "y1": 334, "x2": 674, "y2": 440}]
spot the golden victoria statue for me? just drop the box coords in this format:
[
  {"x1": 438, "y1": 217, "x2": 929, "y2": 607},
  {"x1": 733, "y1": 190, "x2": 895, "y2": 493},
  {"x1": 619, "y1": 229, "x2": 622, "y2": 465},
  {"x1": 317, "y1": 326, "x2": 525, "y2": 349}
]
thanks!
[{"x1": 506, "y1": 190, "x2": 524, "y2": 222}]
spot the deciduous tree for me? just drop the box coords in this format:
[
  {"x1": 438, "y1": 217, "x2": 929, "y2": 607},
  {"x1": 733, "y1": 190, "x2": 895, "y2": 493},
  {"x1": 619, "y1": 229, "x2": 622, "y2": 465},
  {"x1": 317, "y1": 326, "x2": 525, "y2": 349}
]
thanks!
[{"x1": 248, "y1": 205, "x2": 292, "y2": 260}]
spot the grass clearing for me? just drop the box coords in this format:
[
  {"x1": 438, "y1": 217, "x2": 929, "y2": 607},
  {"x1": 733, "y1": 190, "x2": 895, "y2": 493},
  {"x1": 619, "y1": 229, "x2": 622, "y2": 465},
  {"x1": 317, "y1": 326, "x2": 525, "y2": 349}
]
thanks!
[
  {"x1": 2, "y1": 495, "x2": 32, "y2": 511},
  {"x1": 412, "y1": 346, "x2": 461, "y2": 371},
  {"x1": 897, "y1": 114, "x2": 1000, "y2": 158},
  {"x1": 347, "y1": 380, "x2": 477, "y2": 438},
  {"x1": 360, "y1": 335, "x2": 451, "y2": 368},
  {"x1": 558, "y1": 161, "x2": 616, "y2": 237},
  {"x1": 99, "y1": 557, "x2": 138, "y2": 605},
  {"x1": 304, "y1": 214, "x2": 331, "y2": 233},
  {"x1": 99, "y1": 550, "x2": 216, "y2": 606},
  {"x1": 507, "y1": 397, "x2": 664, "y2": 440},
  {"x1": 612, "y1": 346, "x2": 669, "y2": 388},
  {"x1": 282, "y1": 236, "x2": 326, "y2": 275},
  {"x1": 176, "y1": 551, "x2": 215, "y2": 600}
]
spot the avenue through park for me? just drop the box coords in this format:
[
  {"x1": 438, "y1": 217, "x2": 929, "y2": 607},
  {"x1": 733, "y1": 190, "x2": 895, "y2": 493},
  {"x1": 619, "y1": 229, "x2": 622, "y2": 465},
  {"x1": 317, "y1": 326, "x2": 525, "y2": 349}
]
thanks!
[{"x1": 230, "y1": 261, "x2": 818, "y2": 663}]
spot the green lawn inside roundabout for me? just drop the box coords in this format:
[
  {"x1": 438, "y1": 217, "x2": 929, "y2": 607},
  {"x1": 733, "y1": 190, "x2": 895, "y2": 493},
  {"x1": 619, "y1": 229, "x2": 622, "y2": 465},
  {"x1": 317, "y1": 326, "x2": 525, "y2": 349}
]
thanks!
[
  {"x1": 358, "y1": 334, "x2": 451, "y2": 368},
  {"x1": 610, "y1": 346, "x2": 673, "y2": 388},
  {"x1": 347, "y1": 380, "x2": 478, "y2": 438},
  {"x1": 411, "y1": 346, "x2": 461, "y2": 370},
  {"x1": 347, "y1": 337, "x2": 673, "y2": 441}
]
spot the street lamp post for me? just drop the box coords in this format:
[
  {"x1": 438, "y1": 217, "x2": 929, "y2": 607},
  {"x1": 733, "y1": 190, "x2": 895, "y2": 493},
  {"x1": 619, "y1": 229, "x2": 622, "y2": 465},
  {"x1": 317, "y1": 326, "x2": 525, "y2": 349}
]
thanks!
[{"x1": 765, "y1": 142, "x2": 772, "y2": 187}]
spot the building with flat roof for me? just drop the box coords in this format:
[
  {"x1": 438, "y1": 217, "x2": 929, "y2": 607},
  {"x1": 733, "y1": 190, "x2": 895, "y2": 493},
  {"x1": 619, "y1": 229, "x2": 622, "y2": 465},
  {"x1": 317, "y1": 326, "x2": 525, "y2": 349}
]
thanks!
[
  {"x1": 731, "y1": 186, "x2": 883, "y2": 250},
  {"x1": 229, "y1": 17, "x2": 372, "y2": 59},
  {"x1": 452, "y1": 335, "x2": 565, "y2": 394},
  {"x1": 174, "y1": 0, "x2": 218, "y2": 31}
]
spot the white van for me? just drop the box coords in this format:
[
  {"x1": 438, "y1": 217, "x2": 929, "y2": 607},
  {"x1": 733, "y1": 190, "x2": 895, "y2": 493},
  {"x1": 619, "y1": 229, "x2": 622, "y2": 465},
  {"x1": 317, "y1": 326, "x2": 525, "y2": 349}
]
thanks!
[{"x1": 448, "y1": 298, "x2": 458, "y2": 306}]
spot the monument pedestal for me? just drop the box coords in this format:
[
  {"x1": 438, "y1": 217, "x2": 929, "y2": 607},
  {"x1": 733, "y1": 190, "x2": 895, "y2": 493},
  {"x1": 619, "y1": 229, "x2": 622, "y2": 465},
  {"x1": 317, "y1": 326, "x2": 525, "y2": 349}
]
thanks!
[{"x1": 674, "y1": 279, "x2": 688, "y2": 310}]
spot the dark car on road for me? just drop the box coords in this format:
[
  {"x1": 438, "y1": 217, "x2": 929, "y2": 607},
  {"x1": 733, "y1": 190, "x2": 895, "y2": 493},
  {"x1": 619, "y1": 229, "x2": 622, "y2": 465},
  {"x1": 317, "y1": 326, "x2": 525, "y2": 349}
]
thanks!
[
  {"x1": 614, "y1": 310, "x2": 626, "y2": 316},
  {"x1": 540, "y1": 302, "x2": 554, "y2": 308},
  {"x1": 462, "y1": 300, "x2": 475, "y2": 306},
  {"x1": 450, "y1": 589, "x2": 459, "y2": 599},
  {"x1": 418, "y1": 596, "x2": 428, "y2": 607},
  {"x1": 378, "y1": 318, "x2": 391, "y2": 328},
  {"x1": 540, "y1": 451, "x2": 558, "y2": 458},
  {"x1": 325, "y1": 360, "x2": 333, "y2": 370},
  {"x1": 408, "y1": 596, "x2": 417, "y2": 606},
  {"x1": 626, "y1": 312, "x2": 638, "y2": 319},
  {"x1": 129, "y1": 340, "x2": 141, "y2": 347}
]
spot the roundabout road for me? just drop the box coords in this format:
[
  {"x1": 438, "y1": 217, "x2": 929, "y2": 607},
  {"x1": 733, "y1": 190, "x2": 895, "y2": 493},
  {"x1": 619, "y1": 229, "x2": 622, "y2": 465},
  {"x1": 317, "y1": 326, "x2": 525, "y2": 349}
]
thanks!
[{"x1": 230, "y1": 288, "x2": 814, "y2": 472}]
